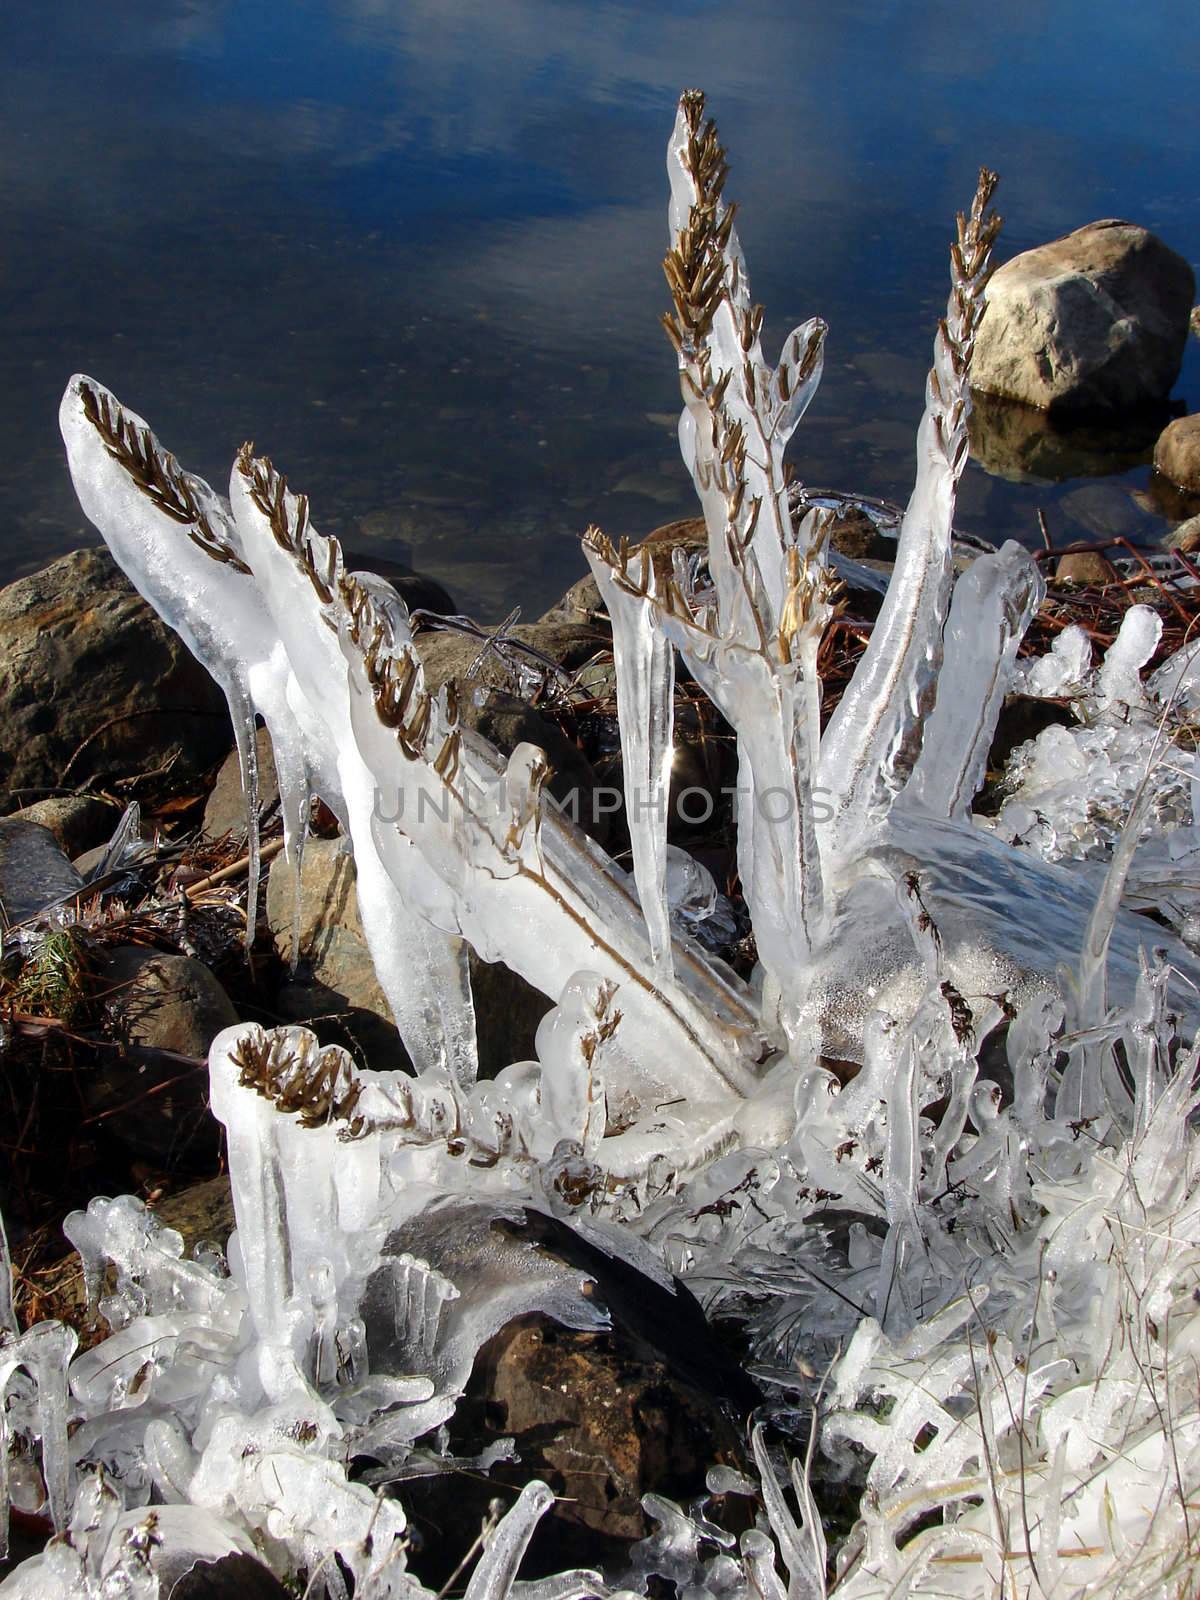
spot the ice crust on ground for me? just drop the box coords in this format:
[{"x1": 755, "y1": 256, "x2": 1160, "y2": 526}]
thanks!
[{"x1": 5, "y1": 90, "x2": 1200, "y2": 1600}]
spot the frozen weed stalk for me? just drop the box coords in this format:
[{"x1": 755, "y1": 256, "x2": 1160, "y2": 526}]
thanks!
[{"x1": 2, "y1": 90, "x2": 1200, "y2": 1598}]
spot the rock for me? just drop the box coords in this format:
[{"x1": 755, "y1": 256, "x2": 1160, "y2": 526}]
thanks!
[
  {"x1": 266, "y1": 838, "x2": 552, "y2": 1078},
  {"x1": 538, "y1": 571, "x2": 605, "y2": 626},
  {"x1": 1154, "y1": 414, "x2": 1200, "y2": 491},
  {"x1": 971, "y1": 220, "x2": 1195, "y2": 414},
  {"x1": 165, "y1": 1552, "x2": 292, "y2": 1599},
  {"x1": 340, "y1": 549, "x2": 457, "y2": 616},
  {"x1": 539, "y1": 517, "x2": 710, "y2": 627},
  {"x1": 0, "y1": 549, "x2": 230, "y2": 813},
  {"x1": 0, "y1": 818, "x2": 83, "y2": 925},
  {"x1": 827, "y1": 505, "x2": 894, "y2": 561},
  {"x1": 9, "y1": 795, "x2": 118, "y2": 858},
  {"x1": 414, "y1": 621, "x2": 605, "y2": 691},
  {"x1": 403, "y1": 1314, "x2": 749, "y2": 1580},
  {"x1": 202, "y1": 726, "x2": 279, "y2": 840},
  {"x1": 100, "y1": 946, "x2": 238, "y2": 1057},
  {"x1": 86, "y1": 946, "x2": 239, "y2": 1165},
  {"x1": 152, "y1": 1172, "x2": 235, "y2": 1254},
  {"x1": 1054, "y1": 549, "x2": 1114, "y2": 585},
  {"x1": 268, "y1": 836, "x2": 407, "y2": 1071},
  {"x1": 1139, "y1": 468, "x2": 1200, "y2": 523},
  {"x1": 1166, "y1": 515, "x2": 1200, "y2": 554}
]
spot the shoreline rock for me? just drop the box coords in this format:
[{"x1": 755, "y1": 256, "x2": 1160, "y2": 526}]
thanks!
[
  {"x1": 0, "y1": 549, "x2": 231, "y2": 814},
  {"x1": 1153, "y1": 413, "x2": 1200, "y2": 492},
  {"x1": 971, "y1": 219, "x2": 1195, "y2": 415}
]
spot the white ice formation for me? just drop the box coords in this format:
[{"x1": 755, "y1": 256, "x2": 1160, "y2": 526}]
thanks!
[{"x1": 3, "y1": 90, "x2": 1200, "y2": 1599}]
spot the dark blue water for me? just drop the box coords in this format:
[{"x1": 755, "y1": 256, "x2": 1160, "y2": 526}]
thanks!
[{"x1": 2, "y1": 0, "x2": 1197, "y2": 617}]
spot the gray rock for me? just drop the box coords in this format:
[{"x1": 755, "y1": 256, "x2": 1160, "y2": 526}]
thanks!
[
  {"x1": 266, "y1": 837, "x2": 551, "y2": 1078},
  {"x1": 539, "y1": 571, "x2": 606, "y2": 626},
  {"x1": 10, "y1": 795, "x2": 119, "y2": 858},
  {"x1": 202, "y1": 726, "x2": 279, "y2": 840},
  {"x1": 972, "y1": 220, "x2": 1195, "y2": 414},
  {"x1": 0, "y1": 549, "x2": 230, "y2": 813},
  {"x1": 1154, "y1": 414, "x2": 1200, "y2": 491},
  {"x1": 88, "y1": 946, "x2": 239, "y2": 1164},
  {"x1": 100, "y1": 946, "x2": 239, "y2": 1058},
  {"x1": 0, "y1": 818, "x2": 84, "y2": 924}
]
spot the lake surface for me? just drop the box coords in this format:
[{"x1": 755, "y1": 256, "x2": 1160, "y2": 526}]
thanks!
[{"x1": 2, "y1": 0, "x2": 1198, "y2": 619}]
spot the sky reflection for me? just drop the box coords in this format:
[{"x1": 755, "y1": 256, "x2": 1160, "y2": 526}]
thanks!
[{"x1": 1, "y1": 0, "x2": 1197, "y2": 616}]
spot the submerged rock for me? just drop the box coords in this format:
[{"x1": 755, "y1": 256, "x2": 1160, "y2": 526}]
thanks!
[
  {"x1": 969, "y1": 388, "x2": 1163, "y2": 482},
  {"x1": 971, "y1": 220, "x2": 1194, "y2": 414},
  {"x1": 0, "y1": 549, "x2": 230, "y2": 813}
]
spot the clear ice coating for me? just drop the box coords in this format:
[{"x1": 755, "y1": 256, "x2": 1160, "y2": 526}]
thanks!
[{"x1": 5, "y1": 88, "x2": 1198, "y2": 1599}]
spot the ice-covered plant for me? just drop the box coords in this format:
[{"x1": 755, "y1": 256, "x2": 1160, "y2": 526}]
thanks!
[{"x1": 3, "y1": 90, "x2": 1199, "y2": 1599}]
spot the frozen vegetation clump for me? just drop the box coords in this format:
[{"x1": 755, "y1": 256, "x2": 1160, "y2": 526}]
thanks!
[{"x1": 3, "y1": 89, "x2": 1200, "y2": 1597}]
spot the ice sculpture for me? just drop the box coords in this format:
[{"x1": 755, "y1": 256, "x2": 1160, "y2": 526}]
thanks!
[{"x1": 3, "y1": 89, "x2": 1199, "y2": 1599}]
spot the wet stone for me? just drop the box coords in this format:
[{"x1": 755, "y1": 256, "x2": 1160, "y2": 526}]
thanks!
[
  {"x1": 0, "y1": 818, "x2": 83, "y2": 926},
  {"x1": 9, "y1": 796, "x2": 118, "y2": 860},
  {"x1": 399, "y1": 1314, "x2": 749, "y2": 1582},
  {"x1": 85, "y1": 947, "x2": 239, "y2": 1166}
]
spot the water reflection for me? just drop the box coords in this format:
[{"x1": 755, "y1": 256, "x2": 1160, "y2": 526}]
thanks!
[
  {"x1": 968, "y1": 392, "x2": 1169, "y2": 484},
  {"x1": 1, "y1": 0, "x2": 1197, "y2": 617}
]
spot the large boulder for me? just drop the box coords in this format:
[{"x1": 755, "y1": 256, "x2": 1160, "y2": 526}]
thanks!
[
  {"x1": 0, "y1": 549, "x2": 230, "y2": 812},
  {"x1": 1154, "y1": 414, "x2": 1200, "y2": 492},
  {"x1": 971, "y1": 220, "x2": 1195, "y2": 414}
]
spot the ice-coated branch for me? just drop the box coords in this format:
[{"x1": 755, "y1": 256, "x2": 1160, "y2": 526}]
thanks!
[
  {"x1": 229, "y1": 448, "x2": 481, "y2": 1085},
  {"x1": 584, "y1": 524, "x2": 835, "y2": 1030},
  {"x1": 60, "y1": 377, "x2": 301, "y2": 949},
  {"x1": 339, "y1": 558, "x2": 762, "y2": 1104},
  {"x1": 663, "y1": 90, "x2": 828, "y2": 629},
  {"x1": 818, "y1": 169, "x2": 1002, "y2": 852}
]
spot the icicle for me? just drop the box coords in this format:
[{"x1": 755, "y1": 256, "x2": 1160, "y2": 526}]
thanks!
[
  {"x1": 900, "y1": 541, "x2": 1042, "y2": 820},
  {"x1": 464, "y1": 1483, "x2": 555, "y2": 1600},
  {"x1": 583, "y1": 544, "x2": 675, "y2": 973},
  {"x1": 342, "y1": 573, "x2": 762, "y2": 1102},
  {"x1": 1060, "y1": 774, "x2": 1162, "y2": 1122},
  {"x1": 0, "y1": 1321, "x2": 78, "y2": 1535},
  {"x1": 0, "y1": 1209, "x2": 14, "y2": 1341}
]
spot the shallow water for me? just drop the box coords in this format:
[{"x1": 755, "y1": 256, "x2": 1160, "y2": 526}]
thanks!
[{"x1": 2, "y1": 0, "x2": 1198, "y2": 618}]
